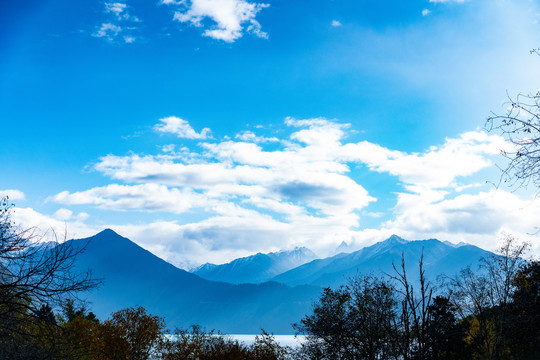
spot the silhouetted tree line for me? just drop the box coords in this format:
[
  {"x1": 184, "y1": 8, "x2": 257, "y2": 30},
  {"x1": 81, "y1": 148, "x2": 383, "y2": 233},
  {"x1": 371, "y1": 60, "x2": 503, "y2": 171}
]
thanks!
[
  {"x1": 295, "y1": 236, "x2": 539, "y2": 360},
  {"x1": 1, "y1": 196, "x2": 538, "y2": 359}
]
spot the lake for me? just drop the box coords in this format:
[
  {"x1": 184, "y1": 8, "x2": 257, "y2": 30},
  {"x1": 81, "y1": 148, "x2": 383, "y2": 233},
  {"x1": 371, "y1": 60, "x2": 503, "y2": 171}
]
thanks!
[{"x1": 227, "y1": 334, "x2": 306, "y2": 348}]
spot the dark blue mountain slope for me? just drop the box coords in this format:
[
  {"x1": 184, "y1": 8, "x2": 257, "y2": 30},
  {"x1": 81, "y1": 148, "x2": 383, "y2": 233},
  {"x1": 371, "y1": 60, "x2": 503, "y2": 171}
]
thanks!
[
  {"x1": 68, "y1": 229, "x2": 320, "y2": 334},
  {"x1": 271, "y1": 235, "x2": 491, "y2": 288},
  {"x1": 192, "y1": 247, "x2": 317, "y2": 284}
]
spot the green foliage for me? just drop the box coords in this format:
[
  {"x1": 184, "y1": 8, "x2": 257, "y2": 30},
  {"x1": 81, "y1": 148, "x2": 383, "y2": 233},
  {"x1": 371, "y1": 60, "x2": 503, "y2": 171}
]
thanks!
[
  {"x1": 505, "y1": 260, "x2": 540, "y2": 359},
  {"x1": 99, "y1": 306, "x2": 166, "y2": 359}
]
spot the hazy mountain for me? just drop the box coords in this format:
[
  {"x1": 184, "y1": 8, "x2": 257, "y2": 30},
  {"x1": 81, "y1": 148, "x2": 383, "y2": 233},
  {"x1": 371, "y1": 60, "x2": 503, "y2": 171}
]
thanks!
[
  {"x1": 192, "y1": 247, "x2": 318, "y2": 284},
  {"x1": 68, "y1": 231, "x2": 494, "y2": 333},
  {"x1": 333, "y1": 241, "x2": 351, "y2": 255},
  {"x1": 271, "y1": 235, "x2": 492, "y2": 288},
  {"x1": 68, "y1": 229, "x2": 321, "y2": 334}
]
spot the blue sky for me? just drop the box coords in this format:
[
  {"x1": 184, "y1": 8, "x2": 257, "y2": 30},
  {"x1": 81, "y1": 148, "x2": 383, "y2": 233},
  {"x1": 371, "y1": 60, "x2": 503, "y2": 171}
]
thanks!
[{"x1": 1, "y1": 0, "x2": 540, "y2": 267}]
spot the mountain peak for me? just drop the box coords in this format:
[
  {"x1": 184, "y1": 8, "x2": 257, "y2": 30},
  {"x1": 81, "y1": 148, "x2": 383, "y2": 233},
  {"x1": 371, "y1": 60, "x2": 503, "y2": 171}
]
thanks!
[
  {"x1": 95, "y1": 228, "x2": 123, "y2": 239},
  {"x1": 275, "y1": 246, "x2": 315, "y2": 256},
  {"x1": 386, "y1": 234, "x2": 407, "y2": 244},
  {"x1": 192, "y1": 246, "x2": 317, "y2": 284},
  {"x1": 335, "y1": 241, "x2": 350, "y2": 254}
]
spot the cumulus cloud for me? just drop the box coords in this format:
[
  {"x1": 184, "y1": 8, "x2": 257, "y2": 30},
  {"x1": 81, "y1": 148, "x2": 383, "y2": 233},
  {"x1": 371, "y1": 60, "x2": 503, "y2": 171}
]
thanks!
[
  {"x1": 53, "y1": 208, "x2": 73, "y2": 221},
  {"x1": 155, "y1": 116, "x2": 211, "y2": 139},
  {"x1": 235, "y1": 131, "x2": 278, "y2": 143},
  {"x1": 51, "y1": 184, "x2": 205, "y2": 214},
  {"x1": 105, "y1": 3, "x2": 127, "y2": 18},
  {"x1": 46, "y1": 117, "x2": 540, "y2": 265},
  {"x1": 337, "y1": 131, "x2": 510, "y2": 192},
  {"x1": 331, "y1": 20, "x2": 342, "y2": 27},
  {"x1": 11, "y1": 207, "x2": 97, "y2": 243},
  {"x1": 422, "y1": 9, "x2": 431, "y2": 16},
  {"x1": 163, "y1": 0, "x2": 269, "y2": 42},
  {"x1": 0, "y1": 189, "x2": 25, "y2": 201},
  {"x1": 372, "y1": 189, "x2": 540, "y2": 255},
  {"x1": 93, "y1": 23, "x2": 122, "y2": 40}
]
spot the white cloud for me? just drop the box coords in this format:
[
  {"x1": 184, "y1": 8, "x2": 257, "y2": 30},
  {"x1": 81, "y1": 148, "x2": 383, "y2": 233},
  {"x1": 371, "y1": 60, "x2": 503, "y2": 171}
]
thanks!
[
  {"x1": 51, "y1": 184, "x2": 205, "y2": 214},
  {"x1": 160, "y1": 0, "x2": 185, "y2": 4},
  {"x1": 166, "y1": 0, "x2": 269, "y2": 42},
  {"x1": 53, "y1": 208, "x2": 73, "y2": 221},
  {"x1": 375, "y1": 189, "x2": 540, "y2": 255},
  {"x1": 93, "y1": 23, "x2": 122, "y2": 40},
  {"x1": 331, "y1": 20, "x2": 342, "y2": 27},
  {"x1": 422, "y1": 9, "x2": 431, "y2": 16},
  {"x1": 93, "y1": 2, "x2": 139, "y2": 43},
  {"x1": 0, "y1": 189, "x2": 25, "y2": 201},
  {"x1": 44, "y1": 117, "x2": 540, "y2": 265},
  {"x1": 235, "y1": 130, "x2": 278, "y2": 143},
  {"x1": 91, "y1": 117, "x2": 374, "y2": 216},
  {"x1": 155, "y1": 116, "x2": 211, "y2": 139},
  {"x1": 162, "y1": 144, "x2": 176, "y2": 153},
  {"x1": 75, "y1": 212, "x2": 90, "y2": 221},
  {"x1": 11, "y1": 207, "x2": 97, "y2": 243},
  {"x1": 105, "y1": 3, "x2": 127, "y2": 18},
  {"x1": 337, "y1": 131, "x2": 510, "y2": 191}
]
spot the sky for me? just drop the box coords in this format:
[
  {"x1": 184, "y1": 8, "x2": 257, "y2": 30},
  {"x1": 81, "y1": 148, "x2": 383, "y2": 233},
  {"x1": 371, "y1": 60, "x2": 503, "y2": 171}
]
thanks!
[{"x1": 1, "y1": 0, "x2": 540, "y2": 268}]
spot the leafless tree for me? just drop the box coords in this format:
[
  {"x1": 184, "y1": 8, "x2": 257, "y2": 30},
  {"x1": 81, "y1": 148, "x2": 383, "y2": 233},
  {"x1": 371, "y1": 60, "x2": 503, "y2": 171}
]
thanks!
[
  {"x1": 443, "y1": 234, "x2": 530, "y2": 360},
  {"x1": 486, "y1": 49, "x2": 540, "y2": 194},
  {"x1": 0, "y1": 196, "x2": 100, "y2": 352},
  {"x1": 388, "y1": 251, "x2": 433, "y2": 360}
]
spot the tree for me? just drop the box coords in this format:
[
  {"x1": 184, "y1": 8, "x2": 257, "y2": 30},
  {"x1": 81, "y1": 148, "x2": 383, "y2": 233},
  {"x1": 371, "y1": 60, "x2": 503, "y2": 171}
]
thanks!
[
  {"x1": 99, "y1": 306, "x2": 166, "y2": 359},
  {"x1": 425, "y1": 296, "x2": 471, "y2": 360},
  {"x1": 445, "y1": 235, "x2": 530, "y2": 360},
  {"x1": 0, "y1": 197, "x2": 100, "y2": 358},
  {"x1": 252, "y1": 330, "x2": 291, "y2": 360},
  {"x1": 505, "y1": 260, "x2": 540, "y2": 359},
  {"x1": 486, "y1": 49, "x2": 540, "y2": 193},
  {"x1": 295, "y1": 275, "x2": 397, "y2": 360},
  {"x1": 157, "y1": 325, "x2": 291, "y2": 360},
  {"x1": 388, "y1": 252, "x2": 433, "y2": 360},
  {"x1": 296, "y1": 255, "x2": 475, "y2": 360},
  {"x1": 58, "y1": 299, "x2": 102, "y2": 360}
]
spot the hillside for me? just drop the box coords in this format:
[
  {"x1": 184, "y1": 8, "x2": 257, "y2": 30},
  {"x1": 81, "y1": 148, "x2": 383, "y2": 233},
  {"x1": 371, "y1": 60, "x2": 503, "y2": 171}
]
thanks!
[
  {"x1": 271, "y1": 235, "x2": 491, "y2": 288},
  {"x1": 69, "y1": 229, "x2": 321, "y2": 334},
  {"x1": 192, "y1": 247, "x2": 317, "y2": 284}
]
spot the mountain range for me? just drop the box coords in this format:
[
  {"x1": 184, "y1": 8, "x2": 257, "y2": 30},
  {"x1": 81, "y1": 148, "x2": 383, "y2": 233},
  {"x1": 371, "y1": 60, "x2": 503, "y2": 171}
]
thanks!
[
  {"x1": 68, "y1": 229, "x2": 320, "y2": 333},
  {"x1": 69, "y1": 230, "x2": 493, "y2": 333},
  {"x1": 192, "y1": 247, "x2": 318, "y2": 284},
  {"x1": 271, "y1": 235, "x2": 491, "y2": 287}
]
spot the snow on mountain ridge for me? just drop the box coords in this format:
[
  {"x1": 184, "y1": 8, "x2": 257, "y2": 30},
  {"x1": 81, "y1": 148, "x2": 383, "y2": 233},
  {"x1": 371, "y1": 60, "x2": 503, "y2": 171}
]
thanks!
[{"x1": 192, "y1": 246, "x2": 318, "y2": 284}]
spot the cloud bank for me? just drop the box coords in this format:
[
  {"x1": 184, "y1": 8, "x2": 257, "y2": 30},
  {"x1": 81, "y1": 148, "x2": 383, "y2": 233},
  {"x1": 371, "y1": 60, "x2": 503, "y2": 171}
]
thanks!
[{"x1": 28, "y1": 117, "x2": 536, "y2": 266}]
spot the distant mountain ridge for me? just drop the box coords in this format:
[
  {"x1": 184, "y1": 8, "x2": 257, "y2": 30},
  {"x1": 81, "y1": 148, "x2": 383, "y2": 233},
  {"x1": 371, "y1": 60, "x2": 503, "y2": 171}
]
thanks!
[
  {"x1": 271, "y1": 235, "x2": 491, "y2": 288},
  {"x1": 70, "y1": 230, "x2": 494, "y2": 334},
  {"x1": 192, "y1": 247, "x2": 318, "y2": 284},
  {"x1": 68, "y1": 229, "x2": 321, "y2": 333}
]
